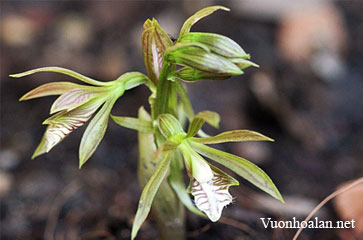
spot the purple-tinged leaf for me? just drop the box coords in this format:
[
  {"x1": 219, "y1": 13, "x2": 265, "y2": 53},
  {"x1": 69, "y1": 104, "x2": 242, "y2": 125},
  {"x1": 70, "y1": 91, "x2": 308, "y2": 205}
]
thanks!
[
  {"x1": 50, "y1": 88, "x2": 107, "y2": 114},
  {"x1": 32, "y1": 99, "x2": 104, "y2": 159},
  {"x1": 19, "y1": 82, "x2": 85, "y2": 101}
]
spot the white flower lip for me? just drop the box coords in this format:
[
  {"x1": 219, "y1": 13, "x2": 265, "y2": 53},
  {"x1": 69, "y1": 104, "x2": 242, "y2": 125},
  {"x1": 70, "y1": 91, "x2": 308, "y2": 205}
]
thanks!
[{"x1": 191, "y1": 174, "x2": 233, "y2": 222}]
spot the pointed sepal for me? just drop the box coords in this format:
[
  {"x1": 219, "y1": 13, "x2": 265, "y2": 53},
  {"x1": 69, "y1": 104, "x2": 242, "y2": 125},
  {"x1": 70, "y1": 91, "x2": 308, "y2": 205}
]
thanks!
[
  {"x1": 179, "y1": 32, "x2": 248, "y2": 58},
  {"x1": 166, "y1": 44, "x2": 242, "y2": 75},
  {"x1": 10, "y1": 66, "x2": 110, "y2": 86},
  {"x1": 79, "y1": 97, "x2": 115, "y2": 168},
  {"x1": 19, "y1": 82, "x2": 86, "y2": 101},
  {"x1": 190, "y1": 141, "x2": 284, "y2": 202},
  {"x1": 187, "y1": 111, "x2": 220, "y2": 137},
  {"x1": 178, "y1": 6, "x2": 230, "y2": 39},
  {"x1": 191, "y1": 130, "x2": 274, "y2": 144}
]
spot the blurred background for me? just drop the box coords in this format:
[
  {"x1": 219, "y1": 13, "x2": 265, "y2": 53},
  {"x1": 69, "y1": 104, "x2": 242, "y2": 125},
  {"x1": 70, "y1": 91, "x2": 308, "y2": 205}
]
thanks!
[{"x1": 1, "y1": 1, "x2": 362, "y2": 239}]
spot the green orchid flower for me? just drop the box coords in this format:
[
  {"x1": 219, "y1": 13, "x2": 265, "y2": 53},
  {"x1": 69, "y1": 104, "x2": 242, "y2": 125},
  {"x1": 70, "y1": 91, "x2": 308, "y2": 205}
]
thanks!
[
  {"x1": 11, "y1": 67, "x2": 151, "y2": 167},
  {"x1": 165, "y1": 6, "x2": 258, "y2": 82},
  {"x1": 130, "y1": 111, "x2": 283, "y2": 239}
]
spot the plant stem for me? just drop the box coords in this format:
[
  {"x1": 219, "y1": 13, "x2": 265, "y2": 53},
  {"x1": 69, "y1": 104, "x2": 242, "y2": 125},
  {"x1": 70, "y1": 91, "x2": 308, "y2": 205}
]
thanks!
[
  {"x1": 137, "y1": 124, "x2": 185, "y2": 239},
  {"x1": 154, "y1": 62, "x2": 172, "y2": 118}
]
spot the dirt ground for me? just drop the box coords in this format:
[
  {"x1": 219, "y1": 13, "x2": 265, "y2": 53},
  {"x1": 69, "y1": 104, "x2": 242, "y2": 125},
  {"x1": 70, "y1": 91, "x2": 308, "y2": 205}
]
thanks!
[{"x1": 1, "y1": 1, "x2": 362, "y2": 240}]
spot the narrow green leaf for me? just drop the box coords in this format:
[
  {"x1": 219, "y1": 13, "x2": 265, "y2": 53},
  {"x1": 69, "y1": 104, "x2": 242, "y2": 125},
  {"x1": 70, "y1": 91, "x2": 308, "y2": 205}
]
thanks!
[
  {"x1": 190, "y1": 141, "x2": 284, "y2": 202},
  {"x1": 192, "y1": 130, "x2": 274, "y2": 144},
  {"x1": 168, "y1": 152, "x2": 206, "y2": 218},
  {"x1": 79, "y1": 97, "x2": 115, "y2": 168},
  {"x1": 10, "y1": 66, "x2": 110, "y2": 86},
  {"x1": 179, "y1": 6, "x2": 230, "y2": 39},
  {"x1": 187, "y1": 111, "x2": 220, "y2": 137},
  {"x1": 111, "y1": 115, "x2": 153, "y2": 133},
  {"x1": 131, "y1": 153, "x2": 172, "y2": 240},
  {"x1": 157, "y1": 113, "x2": 185, "y2": 139},
  {"x1": 19, "y1": 82, "x2": 86, "y2": 101},
  {"x1": 179, "y1": 32, "x2": 247, "y2": 58}
]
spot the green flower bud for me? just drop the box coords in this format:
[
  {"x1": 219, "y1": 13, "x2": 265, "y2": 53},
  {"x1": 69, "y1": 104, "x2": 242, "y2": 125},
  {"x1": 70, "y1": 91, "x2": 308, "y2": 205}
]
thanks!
[
  {"x1": 174, "y1": 67, "x2": 230, "y2": 82},
  {"x1": 179, "y1": 32, "x2": 248, "y2": 58},
  {"x1": 166, "y1": 44, "x2": 243, "y2": 75},
  {"x1": 142, "y1": 18, "x2": 173, "y2": 84}
]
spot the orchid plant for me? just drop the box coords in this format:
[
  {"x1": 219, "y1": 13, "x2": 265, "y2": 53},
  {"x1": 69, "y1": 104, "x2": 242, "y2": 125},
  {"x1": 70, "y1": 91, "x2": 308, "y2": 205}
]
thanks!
[{"x1": 11, "y1": 6, "x2": 283, "y2": 240}]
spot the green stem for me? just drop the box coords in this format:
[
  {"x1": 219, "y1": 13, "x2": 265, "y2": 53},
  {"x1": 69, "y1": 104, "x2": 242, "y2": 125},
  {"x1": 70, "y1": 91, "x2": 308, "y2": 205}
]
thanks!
[
  {"x1": 154, "y1": 62, "x2": 172, "y2": 119},
  {"x1": 138, "y1": 108, "x2": 185, "y2": 240}
]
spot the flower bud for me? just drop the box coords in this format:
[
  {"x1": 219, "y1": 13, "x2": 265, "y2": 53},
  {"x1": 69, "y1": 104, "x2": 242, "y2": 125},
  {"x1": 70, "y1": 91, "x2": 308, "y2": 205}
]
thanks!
[
  {"x1": 142, "y1": 19, "x2": 173, "y2": 84},
  {"x1": 174, "y1": 67, "x2": 230, "y2": 82},
  {"x1": 166, "y1": 44, "x2": 243, "y2": 75},
  {"x1": 179, "y1": 32, "x2": 248, "y2": 58}
]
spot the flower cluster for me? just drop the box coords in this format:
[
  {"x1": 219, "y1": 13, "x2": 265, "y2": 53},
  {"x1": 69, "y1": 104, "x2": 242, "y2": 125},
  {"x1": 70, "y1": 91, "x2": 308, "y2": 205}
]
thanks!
[{"x1": 11, "y1": 67, "x2": 150, "y2": 167}]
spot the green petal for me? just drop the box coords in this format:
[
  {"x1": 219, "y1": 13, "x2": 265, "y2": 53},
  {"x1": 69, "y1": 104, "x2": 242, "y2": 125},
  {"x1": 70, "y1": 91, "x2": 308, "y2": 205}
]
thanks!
[
  {"x1": 179, "y1": 32, "x2": 247, "y2": 58},
  {"x1": 10, "y1": 66, "x2": 110, "y2": 86},
  {"x1": 110, "y1": 115, "x2": 153, "y2": 133},
  {"x1": 168, "y1": 152, "x2": 206, "y2": 218},
  {"x1": 166, "y1": 45, "x2": 242, "y2": 75},
  {"x1": 19, "y1": 82, "x2": 86, "y2": 101},
  {"x1": 190, "y1": 141, "x2": 284, "y2": 202},
  {"x1": 131, "y1": 153, "x2": 172, "y2": 240},
  {"x1": 178, "y1": 6, "x2": 230, "y2": 39},
  {"x1": 157, "y1": 113, "x2": 185, "y2": 139},
  {"x1": 174, "y1": 67, "x2": 230, "y2": 82},
  {"x1": 192, "y1": 130, "x2": 274, "y2": 144},
  {"x1": 187, "y1": 111, "x2": 220, "y2": 137},
  {"x1": 79, "y1": 97, "x2": 115, "y2": 168}
]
